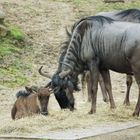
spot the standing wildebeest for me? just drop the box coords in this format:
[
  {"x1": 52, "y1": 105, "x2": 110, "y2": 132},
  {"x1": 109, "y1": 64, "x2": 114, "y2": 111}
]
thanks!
[
  {"x1": 95, "y1": 8, "x2": 140, "y2": 105},
  {"x1": 41, "y1": 9, "x2": 140, "y2": 111},
  {"x1": 84, "y1": 8, "x2": 140, "y2": 105},
  {"x1": 57, "y1": 9, "x2": 140, "y2": 107},
  {"x1": 51, "y1": 15, "x2": 140, "y2": 116},
  {"x1": 11, "y1": 87, "x2": 52, "y2": 120}
]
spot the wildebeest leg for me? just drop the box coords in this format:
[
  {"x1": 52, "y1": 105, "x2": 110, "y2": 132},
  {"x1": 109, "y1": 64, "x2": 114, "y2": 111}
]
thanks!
[
  {"x1": 132, "y1": 87, "x2": 140, "y2": 116},
  {"x1": 123, "y1": 75, "x2": 133, "y2": 106},
  {"x1": 130, "y1": 56, "x2": 140, "y2": 116},
  {"x1": 86, "y1": 71, "x2": 92, "y2": 102},
  {"x1": 83, "y1": 71, "x2": 92, "y2": 102},
  {"x1": 132, "y1": 73, "x2": 140, "y2": 116},
  {"x1": 98, "y1": 73, "x2": 109, "y2": 102},
  {"x1": 81, "y1": 72, "x2": 86, "y2": 99},
  {"x1": 100, "y1": 70, "x2": 116, "y2": 109},
  {"x1": 88, "y1": 60, "x2": 99, "y2": 114},
  {"x1": 87, "y1": 71, "x2": 109, "y2": 103}
]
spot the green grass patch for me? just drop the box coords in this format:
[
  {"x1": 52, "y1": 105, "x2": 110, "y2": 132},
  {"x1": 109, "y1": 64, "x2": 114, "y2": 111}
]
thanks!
[
  {"x1": 0, "y1": 38, "x2": 20, "y2": 57},
  {"x1": 0, "y1": 75, "x2": 28, "y2": 88},
  {"x1": 0, "y1": 44, "x2": 33, "y2": 87},
  {"x1": 72, "y1": 0, "x2": 86, "y2": 4},
  {"x1": 0, "y1": 59, "x2": 31, "y2": 87},
  {"x1": 0, "y1": 24, "x2": 24, "y2": 58},
  {"x1": 8, "y1": 24, "x2": 24, "y2": 41},
  {"x1": 0, "y1": 23, "x2": 33, "y2": 87}
]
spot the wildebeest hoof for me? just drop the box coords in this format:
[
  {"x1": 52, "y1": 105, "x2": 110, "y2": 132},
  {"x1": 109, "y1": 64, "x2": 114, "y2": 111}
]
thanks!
[
  {"x1": 110, "y1": 106, "x2": 116, "y2": 109},
  {"x1": 103, "y1": 98, "x2": 109, "y2": 103},
  {"x1": 70, "y1": 107, "x2": 75, "y2": 111},
  {"x1": 88, "y1": 98, "x2": 91, "y2": 102},
  {"x1": 41, "y1": 111, "x2": 48, "y2": 116},
  {"x1": 88, "y1": 109, "x2": 96, "y2": 114},
  {"x1": 88, "y1": 111, "x2": 93, "y2": 114},
  {"x1": 110, "y1": 105, "x2": 116, "y2": 109},
  {"x1": 132, "y1": 111, "x2": 139, "y2": 117},
  {"x1": 123, "y1": 100, "x2": 130, "y2": 106}
]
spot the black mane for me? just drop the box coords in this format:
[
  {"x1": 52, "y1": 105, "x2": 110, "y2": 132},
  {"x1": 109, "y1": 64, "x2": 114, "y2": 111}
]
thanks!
[
  {"x1": 72, "y1": 15, "x2": 114, "y2": 30},
  {"x1": 58, "y1": 29, "x2": 80, "y2": 91},
  {"x1": 116, "y1": 8, "x2": 140, "y2": 19},
  {"x1": 84, "y1": 15, "x2": 114, "y2": 24},
  {"x1": 16, "y1": 90, "x2": 30, "y2": 98}
]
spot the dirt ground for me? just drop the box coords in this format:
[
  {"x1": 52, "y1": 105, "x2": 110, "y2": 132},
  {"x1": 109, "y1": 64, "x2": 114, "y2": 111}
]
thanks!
[{"x1": 0, "y1": 0, "x2": 140, "y2": 138}]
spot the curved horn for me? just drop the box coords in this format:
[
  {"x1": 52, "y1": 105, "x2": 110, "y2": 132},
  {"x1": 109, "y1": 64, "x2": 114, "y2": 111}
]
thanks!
[
  {"x1": 59, "y1": 69, "x2": 71, "y2": 78},
  {"x1": 38, "y1": 66, "x2": 52, "y2": 79}
]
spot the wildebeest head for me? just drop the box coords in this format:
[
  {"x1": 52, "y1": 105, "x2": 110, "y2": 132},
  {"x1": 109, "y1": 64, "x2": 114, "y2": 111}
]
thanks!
[
  {"x1": 51, "y1": 74, "x2": 64, "y2": 89},
  {"x1": 51, "y1": 72, "x2": 77, "y2": 93},
  {"x1": 38, "y1": 66, "x2": 80, "y2": 110},
  {"x1": 38, "y1": 66, "x2": 76, "y2": 93},
  {"x1": 37, "y1": 87, "x2": 53, "y2": 115}
]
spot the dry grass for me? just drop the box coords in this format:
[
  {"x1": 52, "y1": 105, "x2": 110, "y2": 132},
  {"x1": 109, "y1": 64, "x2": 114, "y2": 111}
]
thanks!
[
  {"x1": 0, "y1": 72, "x2": 140, "y2": 136},
  {"x1": 0, "y1": 101, "x2": 139, "y2": 136}
]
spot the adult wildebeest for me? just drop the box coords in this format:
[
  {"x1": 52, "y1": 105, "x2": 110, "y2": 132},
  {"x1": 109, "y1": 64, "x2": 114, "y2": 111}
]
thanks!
[
  {"x1": 11, "y1": 86, "x2": 52, "y2": 120},
  {"x1": 84, "y1": 8, "x2": 140, "y2": 105},
  {"x1": 41, "y1": 9, "x2": 140, "y2": 111},
  {"x1": 96, "y1": 8, "x2": 140, "y2": 105},
  {"x1": 51, "y1": 15, "x2": 140, "y2": 116},
  {"x1": 57, "y1": 9, "x2": 140, "y2": 107}
]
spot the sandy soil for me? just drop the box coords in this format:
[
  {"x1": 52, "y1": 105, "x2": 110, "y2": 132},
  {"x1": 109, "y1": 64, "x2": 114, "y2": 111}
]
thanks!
[{"x1": 0, "y1": 0, "x2": 140, "y2": 137}]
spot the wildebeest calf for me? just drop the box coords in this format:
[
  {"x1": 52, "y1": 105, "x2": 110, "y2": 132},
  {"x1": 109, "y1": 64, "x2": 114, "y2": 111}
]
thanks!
[{"x1": 11, "y1": 87, "x2": 52, "y2": 120}]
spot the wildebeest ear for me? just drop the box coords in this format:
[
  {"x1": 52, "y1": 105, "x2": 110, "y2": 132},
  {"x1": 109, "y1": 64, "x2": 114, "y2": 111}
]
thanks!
[{"x1": 25, "y1": 86, "x2": 33, "y2": 93}]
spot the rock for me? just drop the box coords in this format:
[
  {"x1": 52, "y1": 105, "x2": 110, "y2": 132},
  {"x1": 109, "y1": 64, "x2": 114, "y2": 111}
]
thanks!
[
  {"x1": 0, "y1": 24, "x2": 9, "y2": 37},
  {"x1": 0, "y1": 9, "x2": 7, "y2": 37},
  {"x1": 0, "y1": 10, "x2": 6, "y2": 23}
]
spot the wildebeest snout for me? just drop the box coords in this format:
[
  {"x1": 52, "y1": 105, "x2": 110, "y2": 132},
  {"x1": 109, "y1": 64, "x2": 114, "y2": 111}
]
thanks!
[{"x1": 41, "y1": 110, "x2": 48, "y2": 115}]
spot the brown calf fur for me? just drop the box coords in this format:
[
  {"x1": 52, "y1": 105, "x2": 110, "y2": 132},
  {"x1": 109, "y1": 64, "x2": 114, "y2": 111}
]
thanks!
[{"x1": 11, "y1": 87, "x2": 51, "y2": 120}]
